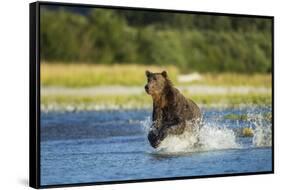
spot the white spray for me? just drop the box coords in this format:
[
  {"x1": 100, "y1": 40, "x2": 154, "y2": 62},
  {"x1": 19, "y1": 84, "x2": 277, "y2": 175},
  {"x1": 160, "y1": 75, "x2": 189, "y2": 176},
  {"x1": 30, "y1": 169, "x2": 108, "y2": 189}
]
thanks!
[
  {"x1": 249, "y1": 114, "x2": 272, "y2": 147},
  {"x1": 141, "y1": 117, "x2": 240, "y2": 153},
  {"x1": 141, "y1": 112, "x2": 272, "y2": 154}
]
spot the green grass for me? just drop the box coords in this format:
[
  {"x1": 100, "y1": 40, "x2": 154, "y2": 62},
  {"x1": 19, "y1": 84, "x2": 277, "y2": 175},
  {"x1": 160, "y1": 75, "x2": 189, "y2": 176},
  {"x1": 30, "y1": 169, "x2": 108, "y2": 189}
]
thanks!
[
  {"x1": 223, "y1": 112, "x2": 272, "y2": 121},
  {"x1": 41, "y1": 63, "x2": 272, "y2": 87},
  {"x1": 183, "y1": 73, "x2": 272, "y2": 87},
  {"x1": 41, "y1": 63, "x2": 179, "y2": 87},
  {"x1": 224, "y1": 114, "x2": 248, "y2": 120},
  {"x1": 40, "y1": 63, "x2": 272, "y2": 110},
  {"x1": 41, "y1": 93, "x2": 151, "y2": 109},
  {"x1": 41, "y1": 92, "x2": 272, "y2": 111},
  {"x1": 223, "y1": 112, "x2": 272, "y2": 122},
  {"x1": 191, "y1": 93, "x2": 271, "y2": 107}
]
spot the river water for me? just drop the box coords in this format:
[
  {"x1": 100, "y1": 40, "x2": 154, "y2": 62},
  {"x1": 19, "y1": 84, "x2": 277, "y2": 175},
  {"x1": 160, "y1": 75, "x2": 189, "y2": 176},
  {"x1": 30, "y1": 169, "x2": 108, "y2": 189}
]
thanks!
[{"x1": 40, "y1": 106, "x2": 272, "y2": 186}]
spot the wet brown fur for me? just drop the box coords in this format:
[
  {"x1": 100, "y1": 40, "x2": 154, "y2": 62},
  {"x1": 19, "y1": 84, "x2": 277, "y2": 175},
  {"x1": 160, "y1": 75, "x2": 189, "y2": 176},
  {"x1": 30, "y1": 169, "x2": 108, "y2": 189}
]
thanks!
[{"x1": 145, "y1": 70, "x2": 202, "y2": 148}]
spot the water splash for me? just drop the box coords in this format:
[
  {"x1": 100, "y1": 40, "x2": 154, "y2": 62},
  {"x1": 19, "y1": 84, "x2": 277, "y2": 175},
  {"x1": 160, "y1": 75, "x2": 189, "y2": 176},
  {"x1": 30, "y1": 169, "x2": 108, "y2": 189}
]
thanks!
[
  {"x1": 249, "y1": 114, "x2": 272, "y2": 147},
  {"x1": 156, "y1": 122, "x2": 241, "y2": 153},
  {"x1": 141, "y1": 110, "x2": 272, "y2": 154},
  {"x1": 198, "y1": 124, "x2": 240, "y2": 151},
  {"x1": 141, "y1": 117, "x2": 240, "y2": 153},
  {"x1": 156, "y1": 130, "x2": 200, "y2": 153},
  {"x1": 140, "y1": 117, "x2": 152, "y2": 134}
]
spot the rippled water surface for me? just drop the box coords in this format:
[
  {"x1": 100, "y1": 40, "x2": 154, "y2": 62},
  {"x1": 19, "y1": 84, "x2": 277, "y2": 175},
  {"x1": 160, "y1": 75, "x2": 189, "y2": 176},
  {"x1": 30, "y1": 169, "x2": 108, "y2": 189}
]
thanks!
[{"x1": 41, "y1": 107, "x2": 272, "y2": 186}]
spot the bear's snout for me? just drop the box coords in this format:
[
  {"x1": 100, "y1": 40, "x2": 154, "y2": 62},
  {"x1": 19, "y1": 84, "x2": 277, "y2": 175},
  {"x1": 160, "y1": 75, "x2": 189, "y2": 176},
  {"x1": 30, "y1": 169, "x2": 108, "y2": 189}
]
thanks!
[{"x1": 144, "y1": 84, "x2": 149, "y2": 93}]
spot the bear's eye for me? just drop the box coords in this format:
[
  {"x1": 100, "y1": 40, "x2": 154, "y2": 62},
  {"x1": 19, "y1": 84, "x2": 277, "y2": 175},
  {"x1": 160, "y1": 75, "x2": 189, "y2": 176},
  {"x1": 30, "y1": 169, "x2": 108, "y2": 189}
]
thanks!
[{"x1": 152, "y1": 76, "x2": 157, "y2": 81}]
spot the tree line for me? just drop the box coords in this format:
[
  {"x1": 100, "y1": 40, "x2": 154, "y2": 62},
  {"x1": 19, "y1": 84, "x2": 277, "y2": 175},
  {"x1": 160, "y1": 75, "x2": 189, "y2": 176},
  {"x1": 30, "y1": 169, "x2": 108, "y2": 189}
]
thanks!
[{"x1": 40, "y1": 7, "x2": 272, "y2": 73}]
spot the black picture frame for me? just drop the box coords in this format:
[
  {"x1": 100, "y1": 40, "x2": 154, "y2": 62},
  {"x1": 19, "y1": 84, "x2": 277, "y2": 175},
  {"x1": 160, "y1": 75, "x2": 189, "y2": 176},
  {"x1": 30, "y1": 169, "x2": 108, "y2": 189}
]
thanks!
[{"x1": 29, "y1": 1, "x2": 274, "y2": 189}]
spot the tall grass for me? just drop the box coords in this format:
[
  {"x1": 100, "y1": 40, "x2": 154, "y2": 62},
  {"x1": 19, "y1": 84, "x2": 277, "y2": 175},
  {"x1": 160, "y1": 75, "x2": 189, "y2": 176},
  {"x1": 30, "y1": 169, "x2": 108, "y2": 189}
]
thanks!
[
  {"x1": 41, "y1": 63, "x2": 271, "y2": 87},
  {"x1": 41, "y1": 62, "x2": 179, "y2": 87},
  {"x1": 184, "y1": 73, "x2": 272, "y2": 87}
]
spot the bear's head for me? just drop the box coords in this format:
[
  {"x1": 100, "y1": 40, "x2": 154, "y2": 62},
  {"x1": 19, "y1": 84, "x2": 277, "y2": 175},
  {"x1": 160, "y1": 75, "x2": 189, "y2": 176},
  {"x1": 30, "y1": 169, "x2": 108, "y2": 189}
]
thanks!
[{"x1": 144, "y1": 70, "x2": 169, "y2": 97}]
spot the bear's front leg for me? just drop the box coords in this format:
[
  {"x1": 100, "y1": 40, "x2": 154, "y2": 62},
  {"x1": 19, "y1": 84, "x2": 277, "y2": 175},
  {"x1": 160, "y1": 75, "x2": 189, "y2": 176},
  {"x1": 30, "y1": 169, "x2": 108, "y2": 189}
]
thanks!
[
  {"x1": 148, "y1": 128, "x2": 162, "y2": 148},
  {"x1": 147, "y1": 124, "x2": 174, "y2": 148}
]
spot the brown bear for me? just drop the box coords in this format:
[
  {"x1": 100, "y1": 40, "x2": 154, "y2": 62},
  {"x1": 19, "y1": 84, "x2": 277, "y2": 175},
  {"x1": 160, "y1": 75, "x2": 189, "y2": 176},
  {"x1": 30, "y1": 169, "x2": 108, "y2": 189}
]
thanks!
[{"x1": 144, "y1": 70, "x2": 202, "y2": 148}]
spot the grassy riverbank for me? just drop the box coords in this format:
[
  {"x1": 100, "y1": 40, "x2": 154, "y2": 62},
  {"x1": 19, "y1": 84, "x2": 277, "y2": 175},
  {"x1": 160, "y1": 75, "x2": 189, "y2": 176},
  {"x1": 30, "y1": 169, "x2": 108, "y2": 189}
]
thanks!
[
  {"x1": 41, "y1": 63, "x2": 271, "y2": 87},
  {"x1": 41, "y1": 92, "x2": 271, "y2": 111},
  {"x1": 40, "y1": 63, "x2": 272, "y2": 111}
]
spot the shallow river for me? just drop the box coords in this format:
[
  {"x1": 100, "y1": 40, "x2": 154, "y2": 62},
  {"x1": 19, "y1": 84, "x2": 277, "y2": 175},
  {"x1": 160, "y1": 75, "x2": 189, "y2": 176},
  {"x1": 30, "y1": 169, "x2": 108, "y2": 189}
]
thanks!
[{"x1": 40, "y1": 107, "x2": 272, "y2": 186}]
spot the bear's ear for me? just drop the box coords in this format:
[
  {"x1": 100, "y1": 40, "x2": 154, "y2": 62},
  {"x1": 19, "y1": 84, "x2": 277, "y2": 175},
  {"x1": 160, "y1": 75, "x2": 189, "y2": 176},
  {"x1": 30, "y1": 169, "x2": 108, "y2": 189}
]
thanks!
[
  {"x1": 145, "y1": 70, "x2": 151, "y2": 77},
  {"x1": 161, "y1": 71, "x2": 168, "y2": 78}
]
